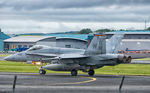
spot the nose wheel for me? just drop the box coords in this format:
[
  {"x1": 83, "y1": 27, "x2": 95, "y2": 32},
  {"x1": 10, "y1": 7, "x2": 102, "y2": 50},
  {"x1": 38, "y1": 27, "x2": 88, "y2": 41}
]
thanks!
[
  {"x1": 39, "y1": 69, "x2": 46, "y2": 75},
  {"x1": 39, "y1": 62, "x2": 46, "y2": 75}
]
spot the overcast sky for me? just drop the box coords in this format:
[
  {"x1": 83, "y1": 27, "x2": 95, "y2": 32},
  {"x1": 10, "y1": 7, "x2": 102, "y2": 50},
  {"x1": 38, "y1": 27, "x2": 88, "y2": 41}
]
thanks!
[{"x1": 0, "y1": 0, "x2": 150, "y2": 34}]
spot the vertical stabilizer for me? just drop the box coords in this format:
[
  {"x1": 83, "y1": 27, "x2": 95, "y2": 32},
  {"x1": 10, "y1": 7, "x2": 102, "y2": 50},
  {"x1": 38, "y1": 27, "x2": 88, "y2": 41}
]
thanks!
[
  {"x1": 106, "y1": 34, "x2": 124, "y2": 54},
  {"x1": 85, "y1": 34, "x2": 106, "y2": 55}
]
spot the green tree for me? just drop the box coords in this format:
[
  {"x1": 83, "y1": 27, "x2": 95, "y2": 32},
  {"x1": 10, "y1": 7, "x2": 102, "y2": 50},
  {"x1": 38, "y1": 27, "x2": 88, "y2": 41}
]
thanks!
[
  {"x1": 78, "y1": 28, "x2": 93, "y2": 34},
  {"x1": 119, "y1": 29, "x2": 126, "y2": 31},
  {"x1": 95, "y1": 29, "x2": 112, "y2": 33},
  {"x1": 146, "y1": 27, "x2": 150, "y2": 30}
]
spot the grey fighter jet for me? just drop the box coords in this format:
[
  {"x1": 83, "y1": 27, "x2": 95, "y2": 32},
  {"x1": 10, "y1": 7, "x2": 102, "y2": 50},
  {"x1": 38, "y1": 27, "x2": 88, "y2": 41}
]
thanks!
[{"x1": 4, "y1": 33, "x2": 130, "y2": 76}]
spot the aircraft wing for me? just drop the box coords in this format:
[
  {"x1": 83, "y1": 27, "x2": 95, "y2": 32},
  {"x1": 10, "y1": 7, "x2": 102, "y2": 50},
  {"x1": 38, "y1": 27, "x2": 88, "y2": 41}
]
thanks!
[
  {"x1": 26, "y1": 52, "x2": 57, "y2": 57},
  {"x1": 41, "y1": 54, "x2": 88, "y2": 62},
  {"x1": 58, "y1": 54, "x2": 88, "y2": 59}
]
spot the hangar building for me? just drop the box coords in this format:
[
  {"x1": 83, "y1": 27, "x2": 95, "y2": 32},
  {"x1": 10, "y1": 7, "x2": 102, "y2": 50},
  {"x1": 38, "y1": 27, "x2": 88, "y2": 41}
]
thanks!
[
  {"x1": 4, "y1": 31, "x2": 150, "y2": 51},
  {"x1": 0, "y1": 29, "x2": 10, "y2": 51},
  {"x1": 45, "y1": 34, "x2": 89, "y2": 49},
  {"x1": 4, "y1": 36, "x2": 56, "y2": 51},
  {"x1": 56, "y1": 38, "x2": 87, "y2": 49},
  {"x1": 45, "y1": 34, "x2": 89, "y2": 40},
  {"x1": 106, "y1": 31, "x2": 150, "y2": 50},
  {"x1": 4, "y1": 36, "x2": 88, "y2": 51}
]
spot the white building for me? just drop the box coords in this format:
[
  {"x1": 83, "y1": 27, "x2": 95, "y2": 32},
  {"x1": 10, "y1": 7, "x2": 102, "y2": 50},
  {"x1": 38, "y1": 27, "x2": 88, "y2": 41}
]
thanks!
[
  {"x1": 4, "y1": 36, "x2": 88, "y2": 51},
  {"x1": 56, "y1": 37, "x2": 87, "y2": 49},
  {"x1": 106, "y1": 31, "x2": 150, "y2": 50},
  {"x1": 4, "y1": 36, "x2": 56, "y2": 50}
]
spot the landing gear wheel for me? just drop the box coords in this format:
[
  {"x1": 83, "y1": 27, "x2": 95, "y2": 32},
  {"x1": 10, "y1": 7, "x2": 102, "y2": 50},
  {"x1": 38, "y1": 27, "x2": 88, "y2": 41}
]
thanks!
[
  {"x1": 88, "y1": 69, "x2": 95, "y2": 76},
  {"x1": 39, "y1": 69, "x2": 46, "y2": 75},
  {"x1": 122, "y1": 56, "x2": 127, "y2": 63},
  {"x1": 71, "y1": 69, "x2": 78, "y2": 76},
  {"x1": 126, "y1": 57, "x2": 132, "y2": 63}
]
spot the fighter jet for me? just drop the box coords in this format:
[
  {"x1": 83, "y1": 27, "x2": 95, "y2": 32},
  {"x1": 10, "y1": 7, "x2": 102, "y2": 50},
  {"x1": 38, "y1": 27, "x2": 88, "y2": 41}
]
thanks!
[{"x1": 4, "y1": 33, "x2": 130, "y2": 76}]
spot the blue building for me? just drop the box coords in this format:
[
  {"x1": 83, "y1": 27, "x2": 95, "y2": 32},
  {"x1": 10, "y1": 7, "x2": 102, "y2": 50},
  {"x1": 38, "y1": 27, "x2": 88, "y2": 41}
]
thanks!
[
  {"x1": 44, "y1": 34, "x2": 92, "y2": 40},
  {"x1": 0, "y1": 30, "x2": 10, "y2": 51}
]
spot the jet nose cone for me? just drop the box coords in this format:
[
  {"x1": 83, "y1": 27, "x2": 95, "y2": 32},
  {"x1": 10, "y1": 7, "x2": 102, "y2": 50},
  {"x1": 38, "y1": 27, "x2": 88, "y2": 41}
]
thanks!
[
  {"x1": 4, "y1": 55, "x2": 14, "y2": 61},
  {"x1": 4, "y1": 56, "x2": 9, "y2": 61}
]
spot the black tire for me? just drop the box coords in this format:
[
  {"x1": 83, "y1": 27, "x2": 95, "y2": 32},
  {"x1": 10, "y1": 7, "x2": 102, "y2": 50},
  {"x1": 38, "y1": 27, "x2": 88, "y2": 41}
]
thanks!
[
  {"x1": 126, "y1": 57, "x2": 132, "y2": 63},
  {"x1": 88, "y1": 69, "x2": 95, "y2": 76},
  {"x1": 122, "y1": 56, "x2": 127, "y2": 63},
  {"x1": 39, "y1": 69, "x2": 46, "y2": 75},
  {"x1": 71, "y1": 69, "x2": 78, "y2": 76}
]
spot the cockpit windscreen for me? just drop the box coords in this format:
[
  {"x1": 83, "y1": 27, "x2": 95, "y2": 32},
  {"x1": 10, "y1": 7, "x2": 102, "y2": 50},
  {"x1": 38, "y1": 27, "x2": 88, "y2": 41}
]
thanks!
[{"x1": 28, "y1": 45, "x2": 43, "y2": 51}]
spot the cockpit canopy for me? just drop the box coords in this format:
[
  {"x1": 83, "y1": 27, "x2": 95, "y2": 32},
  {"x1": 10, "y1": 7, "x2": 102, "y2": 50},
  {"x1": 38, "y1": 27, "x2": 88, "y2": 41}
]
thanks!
[{"x1": 27, "y1": 45, "x2": 50, "y2": 51}]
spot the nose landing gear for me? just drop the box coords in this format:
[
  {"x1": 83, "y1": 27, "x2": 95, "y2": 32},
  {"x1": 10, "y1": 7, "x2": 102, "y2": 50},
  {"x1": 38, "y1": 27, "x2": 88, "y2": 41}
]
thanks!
[
  {"x1": 39, "y1": 69, "x2": 46, "y2": 75},
  {"x1": 39, "y1": 62, "x2": 46, "y2": 75}
]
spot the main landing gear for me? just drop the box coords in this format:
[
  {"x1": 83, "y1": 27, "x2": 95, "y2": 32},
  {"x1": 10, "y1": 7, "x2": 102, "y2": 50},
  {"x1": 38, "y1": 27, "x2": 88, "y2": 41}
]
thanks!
[
  {"x1": 88, "y1": 69, "x2": 95, "y2": 76},
  {"x1": 71, "y1": 69, "x2": 78, "y2": 76},
  {"x1": 71, "y1": 69, "x2": 95, "y2": 76}
]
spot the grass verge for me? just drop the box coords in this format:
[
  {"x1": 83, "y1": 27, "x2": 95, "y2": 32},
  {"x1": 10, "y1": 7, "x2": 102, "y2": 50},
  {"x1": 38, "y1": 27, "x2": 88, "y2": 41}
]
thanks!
[
  {"x1": 1, "y1": 60, "x2": 150, "y2": 76},
  {"x1": 134, "y1": 58, "x2": 150, "y2": 61},
  {"x1": 0, "y1": 54, "x2": 10, "y2": 57},
  {"x1": 95, "y1": 64, "x2": 150, "y2": 76}
]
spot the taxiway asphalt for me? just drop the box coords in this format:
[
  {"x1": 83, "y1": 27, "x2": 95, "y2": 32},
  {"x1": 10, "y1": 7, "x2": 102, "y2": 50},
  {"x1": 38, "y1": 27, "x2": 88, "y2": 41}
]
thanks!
[{"x1": 0, "y1": 72, "x2": 150, "y2": 93}]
